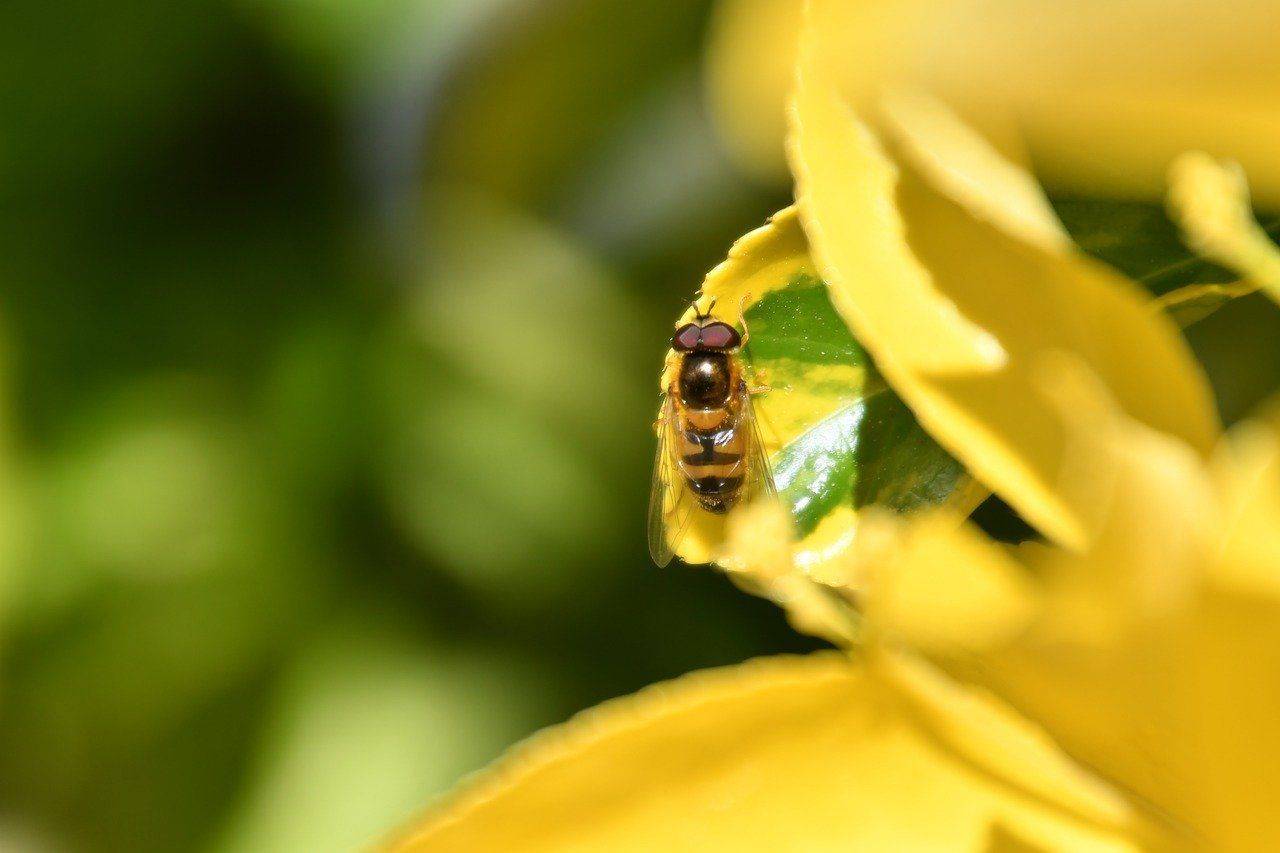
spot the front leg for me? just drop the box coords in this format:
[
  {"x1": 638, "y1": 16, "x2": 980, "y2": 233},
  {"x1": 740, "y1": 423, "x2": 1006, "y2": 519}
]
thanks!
[{"x1": 745, "y1": 367, "x2": 771, "y2": 396}]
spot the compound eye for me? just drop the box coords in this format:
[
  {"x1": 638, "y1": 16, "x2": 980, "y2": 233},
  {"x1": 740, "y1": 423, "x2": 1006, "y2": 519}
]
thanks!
[
  {"x1": 672, "y1": 323, "x2": 702, "y2": 351},
  {"x1": 698, "y1": 322, "x2": 740, "y2": 349}
]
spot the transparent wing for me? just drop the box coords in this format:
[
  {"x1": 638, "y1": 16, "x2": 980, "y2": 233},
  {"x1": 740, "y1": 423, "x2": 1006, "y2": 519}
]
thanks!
[
  {"x1": 647, "y1": 395, "x2": 696, "y2": 567},
  {"x1": 741, "y1": 389, "x2": 779, "y2": 506}
]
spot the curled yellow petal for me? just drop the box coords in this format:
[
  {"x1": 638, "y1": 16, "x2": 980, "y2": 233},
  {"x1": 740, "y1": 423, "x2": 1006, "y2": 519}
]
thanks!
[
  {"x1": 1167, "y1": 151, "x2": 1280, "y2": 305},
  {"x1": 885, "y1": 354, "x2": 1216, "y2": 836},
  {"x1": 720, "y1": 499, "x2": 860, "y2": 647},
  {"x1": 786, "y1": 70, "x2": 1009, "y2": 379},
  {"x1": 387, "y1": 652, "x2": 1139, "y2": 852},
  {"x1": 789, "y1": 37, "x2": 1220, "y2": 550},
  {"x1": 877, "y1": 92, "x2": 1069, "y2": 253}
]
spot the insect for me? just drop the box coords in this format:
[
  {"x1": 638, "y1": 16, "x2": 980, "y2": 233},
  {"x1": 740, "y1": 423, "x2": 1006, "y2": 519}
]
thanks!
[{"x1": 647, "y1": 299, "x2": 776, "y2": 567}]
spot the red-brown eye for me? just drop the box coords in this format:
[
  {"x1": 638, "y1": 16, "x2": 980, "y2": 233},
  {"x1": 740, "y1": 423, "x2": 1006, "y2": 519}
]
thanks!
[
  {"x1": 698, "y1": 322, "x2": 740, "y2": 349},
  {"x1": 672, "y1": 323, "x2": 702, "y2": 351}
]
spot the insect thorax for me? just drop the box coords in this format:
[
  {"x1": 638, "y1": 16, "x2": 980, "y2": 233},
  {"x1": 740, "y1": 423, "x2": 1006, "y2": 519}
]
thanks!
[{"x1": 677, "y1": 352, "x2": 732, "y2": 409}]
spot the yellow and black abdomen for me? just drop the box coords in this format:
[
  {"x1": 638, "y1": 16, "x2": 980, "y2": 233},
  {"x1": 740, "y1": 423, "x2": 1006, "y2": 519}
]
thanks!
[
  {"x1": 672, "y1": 350, "x2": 746, "y2": 514},
  {"x1": 674, "y1": 415, "x2": 745, "y2": 513}
]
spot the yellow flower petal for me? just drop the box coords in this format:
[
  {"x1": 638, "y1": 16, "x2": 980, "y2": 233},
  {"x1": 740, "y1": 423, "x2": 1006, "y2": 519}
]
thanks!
[
  {"x1": 1029, "y1": 353, "x2": 1217, "y2": 585},
  {"x1": 789, "y1": 44, "x2": 1220, "y2": 549},
  {"x1": 386, "y1": 652, "x2": 1139, "y2": 852},
  {"x1": 861, "y1": 509, "x2": 1039, "y2": 655},
  {"x1": 720, "y1": 499, "x2": 861, "y2": 647},
  {"x1": 874, "y1": 356, "x2": 1221, "y2": 841},
  {"x1": 873, "y1": 650, "x2": 1146, "y2": 845},
  {"x1": 1167, "y1": 151, "x2": 1280, "y2": 305},
  {"x1": 1030, "y1": 394, "x2": 1280, "y2": 848},
  {"x1": 1211, "y1": 415, "x2": 1280, "y2": 596},
  {"x1": 787, "y1": 82, "x2": 1009, "y2": 378},
  {"x1": 709, "y1": 0, "x2": 1280, "y2": 205},
  {"x1": 876, "y1": 93, "x2": 1069, "y2": 253},
  {"x1": 1178, "y1": 584, "x2": 1280, "y2": 850}
]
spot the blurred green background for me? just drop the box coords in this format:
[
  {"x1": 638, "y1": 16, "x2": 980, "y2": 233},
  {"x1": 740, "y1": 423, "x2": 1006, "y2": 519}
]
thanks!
[{"x1": 0, "y1": 1, "x2": 820, "y2": 850}]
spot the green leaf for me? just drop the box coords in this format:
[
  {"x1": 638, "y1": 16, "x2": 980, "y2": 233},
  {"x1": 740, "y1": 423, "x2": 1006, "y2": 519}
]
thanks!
[
  {"x1": 743, "y1": 276, "x2": 966, "y2": 536},
  {"x1": 740, "y1": 274, "x2": 865, "y2": 366},
  {"x1": 1049, "y1": 194, "x2": 1280, "y2": 328},
  {"x1": 1050, "y1": 195, "x2": 1236, "y2": 295}
]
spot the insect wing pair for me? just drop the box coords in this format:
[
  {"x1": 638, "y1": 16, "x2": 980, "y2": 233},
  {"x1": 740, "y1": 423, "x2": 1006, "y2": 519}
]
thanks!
[{"x1": 646, "y1": 377, "x2": 777, "y2": 568}]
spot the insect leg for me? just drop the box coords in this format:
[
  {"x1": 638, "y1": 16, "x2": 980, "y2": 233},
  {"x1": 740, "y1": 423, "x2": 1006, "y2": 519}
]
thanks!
[{"x1": 737, "y1": 292, "x2": 754, "y2": 348}]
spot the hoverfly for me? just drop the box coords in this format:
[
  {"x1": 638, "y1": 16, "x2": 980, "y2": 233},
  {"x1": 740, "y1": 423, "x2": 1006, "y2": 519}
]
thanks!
[{"x1": 647, "y1": 299, "x2": 776, "y2": 567}]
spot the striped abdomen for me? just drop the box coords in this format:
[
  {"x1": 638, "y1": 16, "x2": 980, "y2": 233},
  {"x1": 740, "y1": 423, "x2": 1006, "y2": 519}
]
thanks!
[{"x1": 675, "y1": 406, "x2": 745, "y2": 514}]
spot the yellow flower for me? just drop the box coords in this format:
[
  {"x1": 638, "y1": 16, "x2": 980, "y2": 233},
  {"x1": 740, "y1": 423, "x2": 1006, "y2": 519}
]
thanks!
[
  {"x1": 784, "y1": 7, "x2": 1220, "y2": 551},
  {"x1": 383, "y1": 296, "x2": 1280, "y2": 850},
  {"x1": 385, "y1": 386, "x2": 1280, "y2": 849},
  {"x1": 383, "y1": 4, "x2": 1280, "y2": 850},
  {"x1": 863, "y1": 353, "x2": 1280, "y2": 850}
]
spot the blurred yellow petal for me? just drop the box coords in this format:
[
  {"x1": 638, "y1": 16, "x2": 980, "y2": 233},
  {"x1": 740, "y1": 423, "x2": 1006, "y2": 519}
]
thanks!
[
  {"x1": 710, "y1": 0, "x2": 1280, "y2": 204},
  {"x1": 876, "y1": 356, "x2": 1253, "y2": 842},
  {"x1": 1182, "y1": 424, "x2": 1280, "y2": 847},
  {"x1": 720, "y1": 500, "x2": 860, "y2": 647},
  {"x1": 1167, "y1": 152, "x2": 1280, "y2": 305},
  {"x1": 1027, "y1": 353, "x2": 1216, "y2": 599},
  {"x1": 719, "y1": 499, "x2": 794, "y2": 581},
  {"x1": 991, "y1": 356, "x2": 1214, "y2": 810},
  {"x1": 388, "y1": 652, "x2": 1139, "y2": 852},
  {"x1": 1150, "y1": 412, "x2": 1280, "y2": 850},
  {"x1": 874, "y1": 650, "x2": 1147, "y2": 846},
  {"x1": 1178, "y1": 581, "x2": 1280, "y2": 850},
  {"x1": 1210, "y1": 417, "x2": 1280, "y2": 596},
  {"x1": 1051, "y1": 401, "x2": 1280, "y2": 848},
  {"x1": 850, "y1": 396, "x2": 1280, "y2": 849},
  {"x1": 877, "y1": 93, "x2": 1068, "y2": 252},
  {"x1": 862, "y1": 509, "x2": 1038, "y2": 655},
  {"x1": 789, "y1": 45, "x2": 1220, "y2": 549}
]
